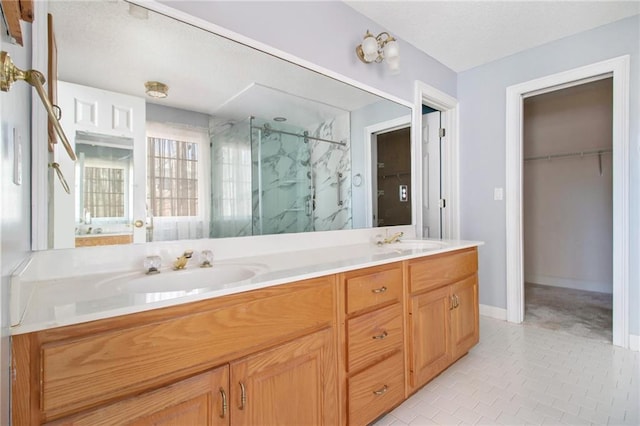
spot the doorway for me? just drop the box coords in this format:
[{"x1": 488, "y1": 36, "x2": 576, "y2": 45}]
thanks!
[
  {"x1": 422, "y1": 107, "x2": 442, "y2": 238},
  {"x1": 505, "y1": 55, "x2": 630, "y2": 348},
  {"x1": 375, "y1": 127, "x2": 411, "y2": 226},
  {"x1": 522, "y1": 78, "x2": 613, "y2": 342},
  {"x1": 413, "y1": 81, "x2": 460, "y2": 240}
]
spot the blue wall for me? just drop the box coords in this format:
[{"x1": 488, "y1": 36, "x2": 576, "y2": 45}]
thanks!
[
  {"x1": 160, "y1": 1, "x2": 457, "y2": 102},
  {"x1": 458, "y1": 15, "x2": 639, "y2": 334}
]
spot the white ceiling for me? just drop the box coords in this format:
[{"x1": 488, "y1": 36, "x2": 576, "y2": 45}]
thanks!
[
  {"x1": 48, "y1": 1, "x2": 382, "y2": 120},
  {"x1": 49, "y1": 0, "x2": 639, "y2": 117},
  {"x1": 346, "y1": 1, "x2": 640, "y2": 72}
]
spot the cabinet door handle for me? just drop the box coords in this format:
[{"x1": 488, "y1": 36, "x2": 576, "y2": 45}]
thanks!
[
  {"x1": 371, "y1": 286, "x2": 387, "y2": 294},
  {"x1": 239, "y1": 382, "x2": 246, "y2": 410},
  {"x1": 219, "y1": 387, "x2": 227, "y2": 418},
  {"x1": 372, "y1": 331, "x2": 388, "y2": 340},
  {"x1": 454, "y1": 294, "x2": 460, "y2": 308},
  {"x1": 373, "y1": 385, "x2": 388, "y2": 396}
]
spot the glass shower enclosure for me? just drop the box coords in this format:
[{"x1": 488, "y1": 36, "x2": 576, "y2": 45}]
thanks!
[
  {"x1": 210, "y1": 116, "x2": 319, "y2": 237},
  {"x1": 250, "y1": 117, "x2": 313, "y2": 235}
]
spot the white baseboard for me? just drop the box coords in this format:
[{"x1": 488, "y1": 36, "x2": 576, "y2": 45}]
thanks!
[
  {"x1": 525, "y1": 274, "x2": 612, "y2": 294},
  {"x1": 630, "y1": 334, "x2": 640, "y2": 352},
  {"x1": 480, "y1": 304, "x2": 507, "y2": 321}
]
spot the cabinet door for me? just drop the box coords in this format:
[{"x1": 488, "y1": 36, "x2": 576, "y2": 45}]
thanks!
[
  {"x1": 230, "y1": 328, "x2": 337, "y2": 426},
  {"x1": 451, "y1": 275, "x2": 479, "y2": 361},
  {"x1": 51, "y1": 367, "x2": 229, "y2": 426},
  {"x1": 408, "y1": 286, "x2": 451, "y2": 390}
]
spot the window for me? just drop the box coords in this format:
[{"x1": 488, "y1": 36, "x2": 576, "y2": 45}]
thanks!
[
  {"x1": 220, "y1": 144, "x2": 252, "y2": 218},
  {"x1": 145, "y1": 122, "x2": 210, "y2": 230},
  {"x1": 83, "y1": 166, "x2": 125, "y2": 218},
  {"x1": 75, "y1": 142, "x2": 133, "y2": 224},
  {"x1": 147, "y1": 137, "x2": 199, "y2": 217}
]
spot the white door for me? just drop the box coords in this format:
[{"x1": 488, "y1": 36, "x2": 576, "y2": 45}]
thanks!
[
  {"x1": 54, "y1": 81, "x2": 147, "y2": 247},
  {"x1": 422, "y1": 111, "x2": 441, "y2": 238}
]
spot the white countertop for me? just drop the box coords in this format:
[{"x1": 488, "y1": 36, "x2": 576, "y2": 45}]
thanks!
[{"x1": 11, "y1": 238, "x2": 481, "y2": 335}]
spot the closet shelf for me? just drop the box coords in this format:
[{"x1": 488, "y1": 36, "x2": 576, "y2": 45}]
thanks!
[{"x1": 524, "y1": 148, "x2": 611, "y2": 162}]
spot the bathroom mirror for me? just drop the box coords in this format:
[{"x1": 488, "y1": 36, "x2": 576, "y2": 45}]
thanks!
[{"x1": 45, "y1": 0, "x2": 412, "y2": 249}]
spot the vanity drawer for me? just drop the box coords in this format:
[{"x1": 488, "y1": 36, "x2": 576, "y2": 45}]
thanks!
[
  {"x1": 409, "y1": 248, "x2": 477, "y2": 294},
  {"x1": 345, "y1": 263, "x2": 402, "y2": 314},
  {"x1": 347, "y1": 303, "x2": 402, "y2": 372},
  {"x1": 348, "y1": 350, "x2": 404, "y2": 426}
]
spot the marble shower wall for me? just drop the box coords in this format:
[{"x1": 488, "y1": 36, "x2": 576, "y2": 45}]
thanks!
[
  {"x1": 209, "y1": 113, "x2": 351, "y2": 237},
  {"x1": 307, "y1": 113, "x2": 352, "y2": 232}
]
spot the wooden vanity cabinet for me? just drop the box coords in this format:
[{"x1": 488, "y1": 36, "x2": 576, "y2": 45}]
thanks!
[
  {"x1": 407, "y1": 248, "x2": 478, "y2": 392},
  {"x1": 12, "y1": 276, "x2": 338, "y2": 425},
  {"x1": 48, "y1": 328, "x2": 336, "y2": 426},
  {"x1": 230, "y1": 327, "x2": 336, "y2": 426},
  {"x1": 46, "y1": 366, "x2": 230, "y2": 426},
  {"x1": 12, "y1": 247, "x2": 481, "y2": 425},
  {"x1": 338, "y1": 262, "x2": 406, "y2": 426}
]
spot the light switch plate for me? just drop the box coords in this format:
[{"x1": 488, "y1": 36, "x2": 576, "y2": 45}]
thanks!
[{"x1": 494, "y1": 187, "x2": 503, "y2": 201}]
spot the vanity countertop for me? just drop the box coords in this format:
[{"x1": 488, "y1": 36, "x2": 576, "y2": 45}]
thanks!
[{"x1": 11, "y1": 239, "x2": 481, "y2": 335}]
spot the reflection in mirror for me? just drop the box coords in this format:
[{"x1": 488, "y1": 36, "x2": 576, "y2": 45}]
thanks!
[
  {"x1": 75, "y1": 135, "x2": 133, "y2": 239},
  {"x1": 46, "y1": 0, "x2": 411, "y2": 249}
]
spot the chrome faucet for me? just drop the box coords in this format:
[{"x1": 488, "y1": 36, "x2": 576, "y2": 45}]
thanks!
[{"x1": 173, "y1": 250, "x2": 194, "y2": 270}]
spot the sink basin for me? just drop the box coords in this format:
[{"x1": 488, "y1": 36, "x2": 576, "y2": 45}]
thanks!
[
  {"x1": 376, "y1": 239, "x2": 449, "y2": 253},
  {"x1": 97, "y1": 263, "x2": 268, "y2": 295}
]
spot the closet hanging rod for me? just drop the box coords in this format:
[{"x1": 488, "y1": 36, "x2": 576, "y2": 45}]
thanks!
[
  {"x1": 251, "y1": 124, "x2": 346, "y2": 146},
  {"x1": 524, "y1": 148, "x2": 612, "y2": 162}
]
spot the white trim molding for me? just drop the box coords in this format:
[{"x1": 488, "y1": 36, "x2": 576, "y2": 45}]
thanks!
[
  {"x1": 363, "y1": 115, "x2": 412, "y2": 228},
  {"x1": 480, "y1": 304, "x2": 507, "y2": 321},
  {"x1": 413, "y1": 81, "x2": 460, "y2": 240},
  {"x1": 630, "y1": 335, "x2": 640, "y2": 352},
  {"x1": 505, "y1": 56, "x2": 631, "y2": 348}
]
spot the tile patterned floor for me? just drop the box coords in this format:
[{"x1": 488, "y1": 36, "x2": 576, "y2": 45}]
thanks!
[{"x1": 373, "y1": 317, "x2": 639, "y2": 425}]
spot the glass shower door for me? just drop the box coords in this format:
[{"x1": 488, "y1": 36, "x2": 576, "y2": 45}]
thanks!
[{"x1": 251, "y1": 117, "x2": 312, "y2": 235}]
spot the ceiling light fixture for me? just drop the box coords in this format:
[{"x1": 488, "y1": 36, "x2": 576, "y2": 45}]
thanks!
[
  {"x1": 273, "y1": 117, "x2": 287, "y2": 122},
  {"x1": 356, "y1": 30, "x2": 400, "y2": 72},
  {"x1": 145, "y1": 81, "x2": 168, "y2": 98}
]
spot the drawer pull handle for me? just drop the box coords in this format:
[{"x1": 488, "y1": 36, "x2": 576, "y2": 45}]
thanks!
[
  {"x1": 371, "y1": 286, "x2": 387, "y2": 294},
  {"x1": 373, "y1": 385, "x2": 388, "y2": 396},
  {"x1": 372, "y1": 331, "x2": 388, "y2": 340},
  {"x1": 239, "y1": 382, "x2": 246, "y2": 410},
  {"x1": 219, "y1": 387, "x2": 227, "y2": 418}
]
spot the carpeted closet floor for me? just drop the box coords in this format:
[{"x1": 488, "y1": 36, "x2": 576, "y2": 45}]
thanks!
[{"x1": 524, "y1": 282, "x2": 613, "y2": 342}]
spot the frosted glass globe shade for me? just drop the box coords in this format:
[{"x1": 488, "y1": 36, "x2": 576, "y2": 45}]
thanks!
[
  {"x1": 361, "y1": 35, "x2": 379, "y2": 61},
  {"x1": 383, "y1": 40, "x2": 399, "y2": 61}
]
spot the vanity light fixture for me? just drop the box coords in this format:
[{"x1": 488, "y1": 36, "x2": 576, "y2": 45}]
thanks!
[
  {"x1": 145, "y1": 81, "x2": 169, "y2": 98},
  {"x1": 355, "y1": 30, "x2": 400, "y2": 72}
]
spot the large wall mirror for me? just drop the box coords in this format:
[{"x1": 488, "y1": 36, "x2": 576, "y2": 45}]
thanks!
[{"x1": 45, "y1": 0, "x2": 412, "y2": 249}]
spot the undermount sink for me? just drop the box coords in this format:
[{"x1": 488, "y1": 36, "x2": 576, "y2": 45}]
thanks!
[
  {"x1": 377, "y1": 239, "x2": 449, "y2": 252},
  {"x1": 97, "y1": 263, "x2": 268, "y2": 295}
]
